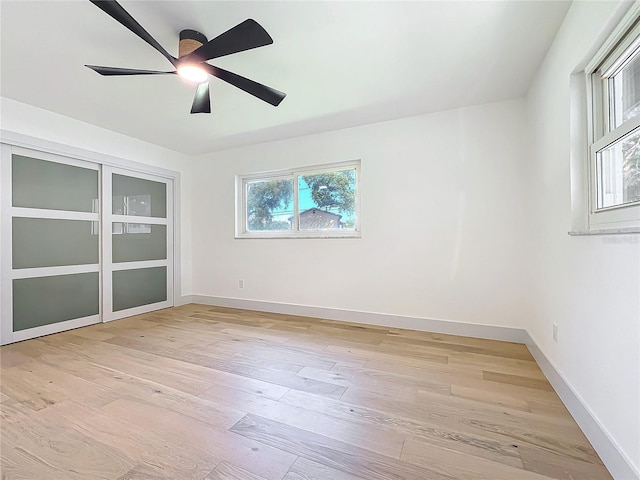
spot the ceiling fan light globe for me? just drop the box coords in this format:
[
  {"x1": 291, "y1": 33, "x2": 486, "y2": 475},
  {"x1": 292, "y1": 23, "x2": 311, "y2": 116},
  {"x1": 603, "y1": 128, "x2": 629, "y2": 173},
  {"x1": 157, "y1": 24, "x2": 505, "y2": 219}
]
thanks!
[{"x1": 177, "y1": 65, "x2": 208, "y2": 83}]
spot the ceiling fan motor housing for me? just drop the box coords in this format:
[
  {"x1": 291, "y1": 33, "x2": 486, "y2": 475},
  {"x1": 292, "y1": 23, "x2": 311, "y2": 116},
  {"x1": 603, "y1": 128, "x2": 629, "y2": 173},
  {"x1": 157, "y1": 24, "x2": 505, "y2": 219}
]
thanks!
[{"x1": 179, "y1": 29, "x2": 207, "y2": 58}]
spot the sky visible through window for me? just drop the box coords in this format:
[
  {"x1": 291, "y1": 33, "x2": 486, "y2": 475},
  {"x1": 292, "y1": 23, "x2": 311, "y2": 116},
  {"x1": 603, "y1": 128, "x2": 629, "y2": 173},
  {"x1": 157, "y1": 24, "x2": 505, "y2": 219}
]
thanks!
[{"x1": 269, "y1": 177, "x2": 354, "y2": 225}]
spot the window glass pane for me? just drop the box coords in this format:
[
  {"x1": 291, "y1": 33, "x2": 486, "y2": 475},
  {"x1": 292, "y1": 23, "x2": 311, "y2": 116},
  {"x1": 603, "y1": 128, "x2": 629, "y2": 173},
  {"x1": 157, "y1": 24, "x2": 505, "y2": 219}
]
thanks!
[
  {"x1": 298, "y1": 168, "x2": 356, "y2": 230},
  {"x1": 12, "y1": 155, "x2": 98, "y2": 212},
  {"x1": 113, "y1": 174, "x2": 166, "y2": 218},
  {"x1": 610, "y1": 46, "x2": 640, "y2": 129},
  {"x1": 246, "y1": 178, "x2": 293, "y2": 231},
  {"x1": 13, "y1": 218, "x2": 99, "y2": 269},
  {"x1": 113, "y1": 267, "x2": 167, "y2": 312},
  {"x1": 13, "y1": 273, "x2": 99, "y2": 331},
  {"x1": 596, "y1": 128, "x2": 640, "y2": 209},
  {"x1": 112, "y1": 223, "x2": 167, "y2": 263}
]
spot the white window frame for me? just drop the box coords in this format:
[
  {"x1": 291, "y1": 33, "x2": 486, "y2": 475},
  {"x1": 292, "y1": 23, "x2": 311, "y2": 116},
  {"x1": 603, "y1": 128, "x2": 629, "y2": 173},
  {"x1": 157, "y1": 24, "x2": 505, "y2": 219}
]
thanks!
[
  {"x1": 585, "y1": 6, "x2": 640, "y2": 231},
  {"x1": 236, "y1": 160, "x2": 361, "y2": 239}
]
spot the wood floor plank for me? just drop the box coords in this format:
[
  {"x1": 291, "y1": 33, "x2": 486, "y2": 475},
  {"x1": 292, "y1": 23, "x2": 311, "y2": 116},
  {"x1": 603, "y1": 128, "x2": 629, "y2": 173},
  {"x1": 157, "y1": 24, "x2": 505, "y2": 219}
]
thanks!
[
  {"x1": 118, "y1": 463, "x2": 171, "y2": 479},
  {"x1": 1, "y1": 359, "x2": 113, "y2": 412},
  {"x1": 401, "y1": 436, "x2": 553, "y2": 480},
  {"x1": 230, "y1": 413, "x2": 458, "y2": 480},
  {"x1": 0, "y1": 347, "x2": 35, "y2": 368},
  {"x1": 281, "y1": 389, "x2": 525, "y2": 469},
  {"x1": 340, "y1": 386, "x2": 598, "y2": 464},
  {"x1": 105, "y1": 335, "x2": 347, "y2": 399},
  {"x1": 70, "y1": 327, "x2": 117, "y2": 342},
  {"x1": 0, "y1": 396, "x2": 39, "y2": 430},
  {"x1": 327, "y1": 342, "x2": 450, "y2": 365},
  {"x1": 282, "y1": 457, "x2": 367, "y2": 480},
  {"x1": 483, "y1": 370, "x2": 555, "y2": 391},
  {"x1": 214, "y1": 339, "x2": 338, "y2": 371},
  {"x1": 306, "y1": 323, "x2": 386, "y2": 346},
  {"x1": 92, "y1": 338, "x2": 291, "y2": 400},
  {"x1": 0, "y1": 365, "x2": 68, "y2": 411},
  {"x1": 328, "y1": 362, "x2": 452, "y2": 396},
  {"x1": 450, "y1": 383, "x2": 531, "y2": 412},
  {"x1": 526, "y1": 398, "x2": 573, "y2": 417},
  {"x1": 203, "y1": 461, "x2": 270, "y2": 480},
  {"x1": 297, "y1": 366, "x2": 424, "y2": 402},
  {"x1": 385, "y1": 336, "x2": 535, "y2": 362},
  {"x1": 1, "y1": 412, "x2": 135, "y2": 480},
  {"x1": 38, "y1": 400, "x2": 219, "y2": 479},
  {"x1": 0, "y1": 304, "x2": 611, "y2": 480},
  {"x1": 220, "y1": 326, "x2": 292, "y2": 344},
  {"x1": 29, "y1": 351, "x2": 248, "y2": 430},
  {"x1": 325, "y1": 344, "x2": 450, "y2": 374},
  {"x1": 517, "y1": 444, "x2": 614, "y2": 480},
  {"x1": 448, "y1": 350, "x2": 544, "y2": 374},
  {"x1": 197, "y1": 381, "x2": 405, "y2": 458},
  {"x1": 102, "y1": 397, "x2": 297, "y2": 479},
  {"x1": 189, "y1": 312, "x2": 274, "y2": 330},
  {"x1": 448, "y1": 374, "x2": 566, "y2": 405},
  {"x1": 359, "y1": 357, "x2": 458, "y2": 383}
]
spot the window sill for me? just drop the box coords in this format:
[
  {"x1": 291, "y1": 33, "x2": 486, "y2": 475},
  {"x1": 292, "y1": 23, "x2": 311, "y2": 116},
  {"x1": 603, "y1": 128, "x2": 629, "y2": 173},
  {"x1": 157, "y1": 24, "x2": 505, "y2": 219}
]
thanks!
[
  {"x1": 235, "y1": 231, "x2": 361, "y2": 239},
  {"x1": 568, "y1": 227, "x2": 640, "y2": 236}
]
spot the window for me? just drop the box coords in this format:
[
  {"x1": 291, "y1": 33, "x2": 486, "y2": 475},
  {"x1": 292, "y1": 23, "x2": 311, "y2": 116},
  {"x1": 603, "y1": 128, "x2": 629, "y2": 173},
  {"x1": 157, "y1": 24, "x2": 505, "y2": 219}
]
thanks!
[
  {"x1": 236, "y1": 161, "x2": 360, "y2": 238},
  {"x1": 586, "y1": 10, "x2": 640, "y2": 230}
]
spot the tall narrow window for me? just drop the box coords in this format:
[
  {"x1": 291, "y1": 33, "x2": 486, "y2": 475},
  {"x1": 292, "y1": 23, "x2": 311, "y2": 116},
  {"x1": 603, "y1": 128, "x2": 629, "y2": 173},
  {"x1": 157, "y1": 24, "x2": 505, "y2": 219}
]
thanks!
[{"x1": 587, "y1": 13, "x2": 640, "y2": 230}]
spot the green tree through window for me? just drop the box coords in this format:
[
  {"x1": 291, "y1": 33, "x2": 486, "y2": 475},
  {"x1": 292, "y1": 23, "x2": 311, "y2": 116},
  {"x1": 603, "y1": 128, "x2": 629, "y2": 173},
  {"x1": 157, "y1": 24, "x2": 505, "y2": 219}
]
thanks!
[
  {"x1": 247, "y1": 179, "x2": 293, "y2": 230},
  {"x1": 302, "y1": 170, "x2": 355, "y2": 214}
]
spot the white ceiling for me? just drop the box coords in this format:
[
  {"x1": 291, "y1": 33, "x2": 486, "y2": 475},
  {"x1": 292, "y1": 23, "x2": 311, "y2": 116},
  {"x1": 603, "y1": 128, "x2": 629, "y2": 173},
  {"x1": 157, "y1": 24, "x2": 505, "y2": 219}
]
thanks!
[{"x1": 0, "y1": 1, "x2": 570, "y2": 155}]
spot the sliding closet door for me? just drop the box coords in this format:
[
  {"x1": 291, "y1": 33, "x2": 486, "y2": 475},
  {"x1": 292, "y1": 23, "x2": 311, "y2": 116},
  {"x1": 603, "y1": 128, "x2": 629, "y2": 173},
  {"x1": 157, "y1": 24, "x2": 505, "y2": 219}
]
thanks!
[
  {"x1": 0, "y1": 146, "x2": 101, "y2": 344},
  {"x1": 102, "y1": 166, "x2": 173, "y2": 321}
]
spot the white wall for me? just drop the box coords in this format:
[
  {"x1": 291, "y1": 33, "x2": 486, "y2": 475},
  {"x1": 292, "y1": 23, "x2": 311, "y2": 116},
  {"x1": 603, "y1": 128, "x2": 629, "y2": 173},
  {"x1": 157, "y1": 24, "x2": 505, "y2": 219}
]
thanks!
[
  {"x1": 0, "y1": 97, "x2": 193, "y2": 296},
  {"x1": 526, "y1": 2, "x2": 640, "y2": 478},
  {"x1": 191, "y1": 99, "x2": 529, "y2": 329}
]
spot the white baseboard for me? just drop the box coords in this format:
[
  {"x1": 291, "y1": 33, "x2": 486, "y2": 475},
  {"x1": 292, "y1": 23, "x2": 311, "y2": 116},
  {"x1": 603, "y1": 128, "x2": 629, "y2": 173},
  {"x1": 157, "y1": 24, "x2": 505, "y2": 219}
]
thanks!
[
  {"x1": 185, "y1": 294, "x2": 638, "y2": 480},
  {"x1": 176, "y1": 294, "x2": 194, "y2": 306},
  {"x1": 525, "y1": 336, "x2": 639, "y2": 480},
  {"x1": 189, "y1": 294, "x2": 528, "y2": 343}
]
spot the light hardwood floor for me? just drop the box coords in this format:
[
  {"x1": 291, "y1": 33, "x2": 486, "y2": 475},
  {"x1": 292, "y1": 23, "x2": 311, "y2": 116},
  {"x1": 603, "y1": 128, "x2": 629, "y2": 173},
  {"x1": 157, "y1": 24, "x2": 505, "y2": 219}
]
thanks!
[{"x1": 0, "y1": 304, "x2": 611, "y2": 480}]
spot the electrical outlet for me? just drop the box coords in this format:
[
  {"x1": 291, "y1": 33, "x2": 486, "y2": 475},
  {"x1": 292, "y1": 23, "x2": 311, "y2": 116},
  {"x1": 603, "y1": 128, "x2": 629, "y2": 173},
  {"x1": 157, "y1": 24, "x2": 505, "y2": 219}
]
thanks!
[
  {"x1": 239, "y1": 280, "x2": 244, "y2": 289},
  {"x1": 552, "y1": 324, "x2": 558, "y2": 343}
]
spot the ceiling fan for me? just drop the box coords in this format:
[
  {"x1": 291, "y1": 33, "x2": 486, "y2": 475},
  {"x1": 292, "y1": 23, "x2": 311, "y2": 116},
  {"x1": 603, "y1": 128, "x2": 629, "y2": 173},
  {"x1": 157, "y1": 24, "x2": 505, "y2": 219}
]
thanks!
[{"x1": 85, "y1": 0, "x2": 286, "y2": 114}]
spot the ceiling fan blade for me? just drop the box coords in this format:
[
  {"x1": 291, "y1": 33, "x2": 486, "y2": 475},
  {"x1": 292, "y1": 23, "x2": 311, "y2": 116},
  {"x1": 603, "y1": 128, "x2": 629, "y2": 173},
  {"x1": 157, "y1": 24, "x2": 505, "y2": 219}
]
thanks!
[
  {"x1": 181, "y1": 19, "x2": 273, "y2": 63},
  {"x1": 200, "y1": 64, "x2": 285, "y2": 107},
  {"x1": 86, "y1": 65, "x2": 176, "y2": 76},
  {"x1": 191, "y1": 83, "x2": 211, "y2": 114},
  {"x1": 90, "y1": 0, "x2": 176, "y2": 66}
]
